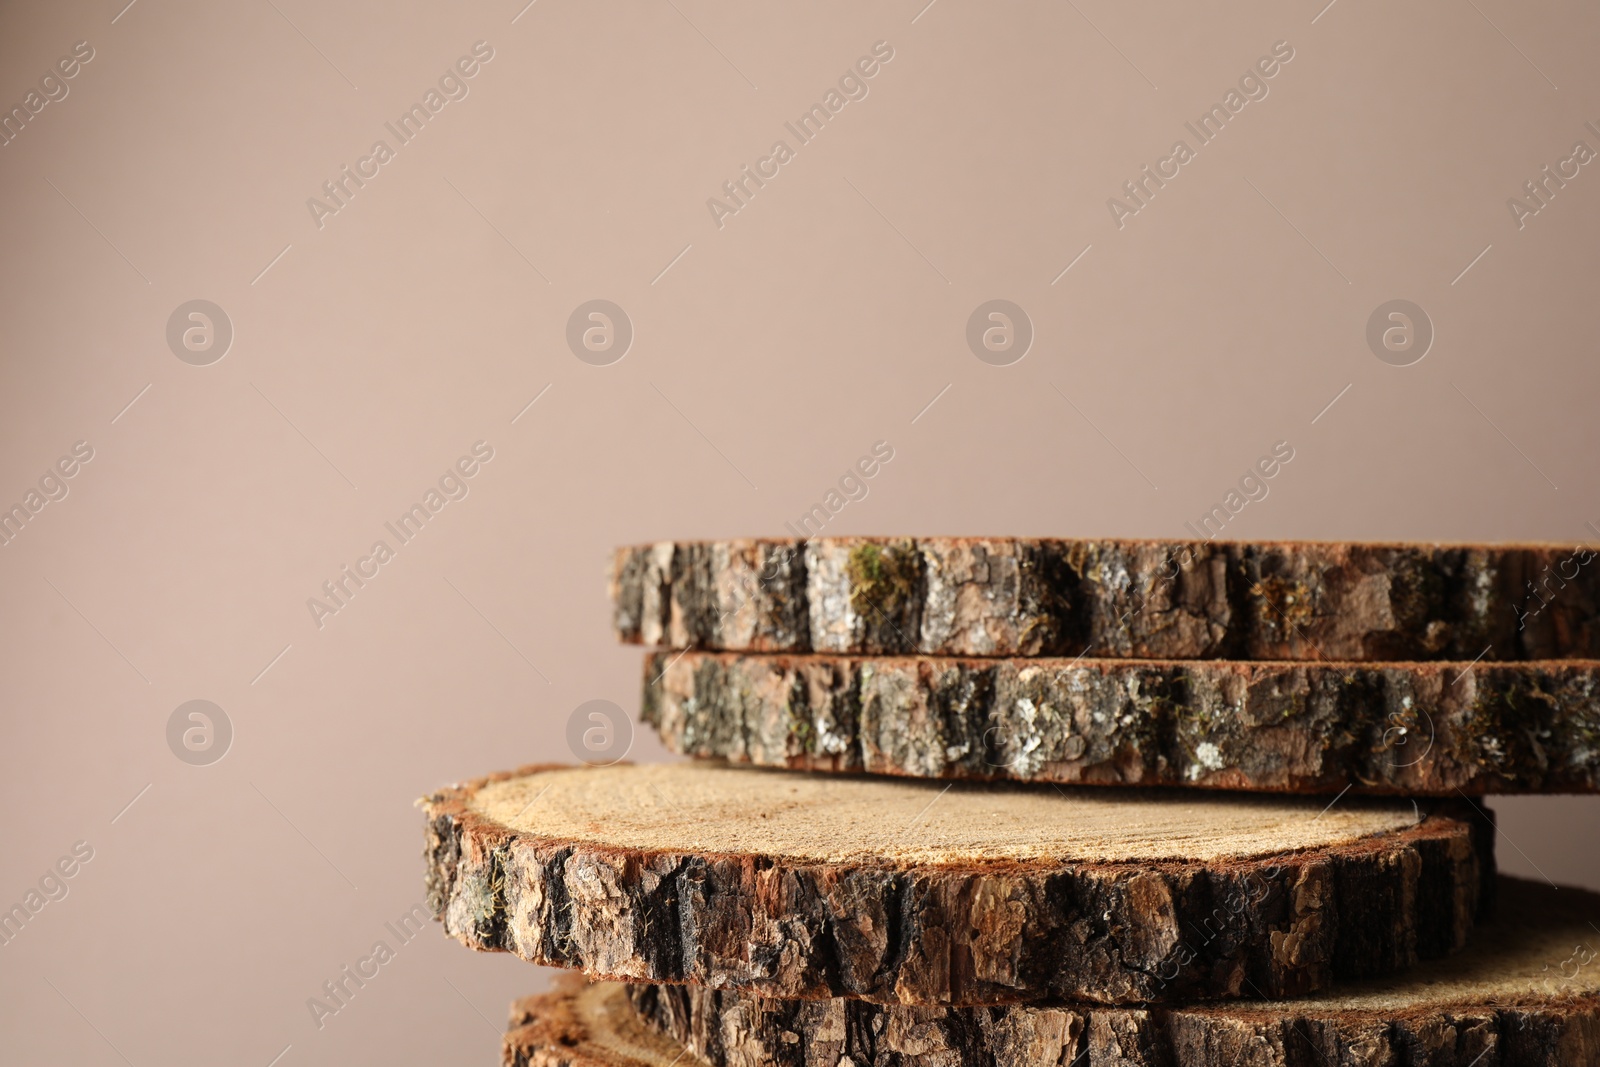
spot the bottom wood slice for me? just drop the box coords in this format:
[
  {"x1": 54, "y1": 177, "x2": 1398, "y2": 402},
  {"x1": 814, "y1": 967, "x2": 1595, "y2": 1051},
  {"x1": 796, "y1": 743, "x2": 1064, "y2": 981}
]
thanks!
[
  {"x1": 619, "y1": 877, "x2": 1600, "y2": 1067},
  {"x1": 423, "y1": 762, "x2": 1491, "y2": 1005},
  {"x1": 504, "y1": 977, "x2": 703, "y2": 1067}
]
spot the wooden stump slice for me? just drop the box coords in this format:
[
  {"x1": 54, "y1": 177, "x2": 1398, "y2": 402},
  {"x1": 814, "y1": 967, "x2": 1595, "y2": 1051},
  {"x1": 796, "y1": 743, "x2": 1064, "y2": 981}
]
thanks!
[
  {"x1": 504, "y1": 976, "x2": 704, "y2": 1067},
  {"x1": 422, "y1": 762, "x2": 1490, "y2": 1006},
  {"x1": 610, "y1": 537, "x2": 1600, "y2": 660},
  {"x1": 622, "y1": 876, "x2": 1600, "y2": 1067},
  {"x1": 643, "y1": 651, "x2": 1600, "y2": 795}
]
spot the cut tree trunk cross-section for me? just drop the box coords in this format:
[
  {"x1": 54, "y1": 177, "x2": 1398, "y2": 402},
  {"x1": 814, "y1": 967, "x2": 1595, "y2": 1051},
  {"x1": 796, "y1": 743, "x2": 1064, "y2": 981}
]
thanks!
[
  {"x1": 643, "y1": 651, "x2": 1600, "y2": 794},
  {"x1": 422, "y1": 762, "x2": 1492, "y2": 1006},
  {"x1": 611, "y1": 537, "x2": 1600, "y2": 660}
]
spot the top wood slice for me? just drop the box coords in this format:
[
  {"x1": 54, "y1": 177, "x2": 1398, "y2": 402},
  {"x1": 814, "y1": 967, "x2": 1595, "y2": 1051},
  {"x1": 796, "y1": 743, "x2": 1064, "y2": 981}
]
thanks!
[{"x1": 610, "y1": 537, "x2": 1600, "y2": 659}]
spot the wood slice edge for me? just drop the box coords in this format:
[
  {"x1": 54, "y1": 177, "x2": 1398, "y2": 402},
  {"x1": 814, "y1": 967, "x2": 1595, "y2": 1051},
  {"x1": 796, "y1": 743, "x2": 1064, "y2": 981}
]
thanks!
[{"x1": 423, "y1": 763, "x2": 1492, "y2": 1006}]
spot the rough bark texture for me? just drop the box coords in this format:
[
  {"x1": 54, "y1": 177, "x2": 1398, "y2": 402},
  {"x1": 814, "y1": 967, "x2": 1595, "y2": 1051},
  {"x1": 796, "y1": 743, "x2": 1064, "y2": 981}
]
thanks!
[
  {"x1": 642, "y1": 652, "x2": 1600, "y2": 795},
  {"x1": 610, "y1": 538, "x2": 1600, "y2": 660},
  {"x1": 622, "y1": 877, "x2": 1600, "y2": 1067},
  {"x1": 628, "y1": 988, "x2": 1600, "y2": 1067},
  {"x1": 421, "y1": 764, "x2": 1493, "y2": 1007},
  {"x1": 504, "y1": 976, "x2": 704, "y2": 1067}
]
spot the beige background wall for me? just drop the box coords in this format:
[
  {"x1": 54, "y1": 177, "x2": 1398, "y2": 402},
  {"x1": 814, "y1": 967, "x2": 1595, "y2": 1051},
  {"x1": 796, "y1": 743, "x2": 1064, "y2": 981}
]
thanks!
[{"x1": 1, "y1": 1, "x2": 1597, "y2": 1063}]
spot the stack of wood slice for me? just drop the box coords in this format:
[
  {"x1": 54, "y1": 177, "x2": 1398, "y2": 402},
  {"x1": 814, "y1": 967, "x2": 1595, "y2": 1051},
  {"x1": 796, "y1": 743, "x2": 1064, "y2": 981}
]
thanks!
[{"x1": 419, "y1": 537, "x2": 1600, "y2": 1067}]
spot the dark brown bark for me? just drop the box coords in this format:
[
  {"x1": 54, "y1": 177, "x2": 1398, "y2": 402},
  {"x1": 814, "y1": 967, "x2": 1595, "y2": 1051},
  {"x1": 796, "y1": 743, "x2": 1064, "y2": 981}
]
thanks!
[
  {"x1": 626, "y1": 987, "x2": 1600, "y2": 1067},
  {"x1": 642, "y1": 652, "x2": 1600, "y2": 795},
  {"x1": 421, "y1": 764, "x2": 1492, "y2": 1007},
  {"x1": 619, "y1": 877, "x2": 1600, "y2": 1067},
  {"x1": 611, "y1": 537, "x2": 1600, "y2": 660},
  {"x1": 627, "y1": 987, "x2": 1600, "y2": 1067}
]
